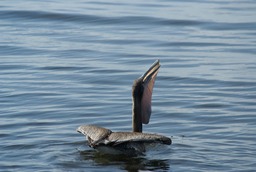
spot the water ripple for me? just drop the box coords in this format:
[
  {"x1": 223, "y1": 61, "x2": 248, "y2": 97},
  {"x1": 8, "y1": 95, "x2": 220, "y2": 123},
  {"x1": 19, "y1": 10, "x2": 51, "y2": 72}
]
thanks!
[
  {"x1": 2, "y1": 9, "x2": 255, "y2": 31},
  {"x1": 1, "y1": 0, "x2": 256, "y2": 172}
]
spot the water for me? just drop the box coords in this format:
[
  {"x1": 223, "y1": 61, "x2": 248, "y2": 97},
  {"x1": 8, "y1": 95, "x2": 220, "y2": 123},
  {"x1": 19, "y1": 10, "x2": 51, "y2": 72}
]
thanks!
[{"x1": 1, "y1": 0, "x2": 256, "y2": 171}]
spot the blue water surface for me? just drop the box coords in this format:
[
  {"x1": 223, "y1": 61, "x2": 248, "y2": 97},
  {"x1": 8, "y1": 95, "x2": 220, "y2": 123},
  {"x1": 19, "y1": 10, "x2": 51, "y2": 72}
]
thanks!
[{"x1": 0, "y1": 0, "x2": 256, "y2": 171}]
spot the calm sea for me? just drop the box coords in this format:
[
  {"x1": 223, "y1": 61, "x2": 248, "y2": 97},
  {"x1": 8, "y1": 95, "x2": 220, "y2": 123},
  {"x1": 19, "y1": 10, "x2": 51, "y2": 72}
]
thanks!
[{"x1": 1, "y1": 0, "x2": 256, "y2": 171}]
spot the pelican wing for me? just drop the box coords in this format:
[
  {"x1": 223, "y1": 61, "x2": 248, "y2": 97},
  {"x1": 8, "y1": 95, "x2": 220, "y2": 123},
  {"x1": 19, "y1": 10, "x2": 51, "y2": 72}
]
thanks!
[
  {"x1": 107, "y1": 132, "x2": 171, "y2": 146},
  {"x1": 77, "y1": 125, "x2": 112, "y2": 146},
  {"x1": 141, "y1": 60, "x2": 160, "y2": 124}
]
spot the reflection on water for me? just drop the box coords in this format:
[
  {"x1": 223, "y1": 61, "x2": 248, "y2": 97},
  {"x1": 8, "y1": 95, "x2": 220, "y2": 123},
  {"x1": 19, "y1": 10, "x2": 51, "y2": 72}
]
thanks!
[{"x1": 79, "y1": 149, "x2": 170, "y2": 172}]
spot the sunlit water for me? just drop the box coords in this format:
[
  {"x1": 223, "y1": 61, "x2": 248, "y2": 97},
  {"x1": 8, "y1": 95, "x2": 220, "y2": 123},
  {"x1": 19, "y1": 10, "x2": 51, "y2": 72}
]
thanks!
[{"x1": 1, "y1": 0, "x2": 256, "y2": 171}]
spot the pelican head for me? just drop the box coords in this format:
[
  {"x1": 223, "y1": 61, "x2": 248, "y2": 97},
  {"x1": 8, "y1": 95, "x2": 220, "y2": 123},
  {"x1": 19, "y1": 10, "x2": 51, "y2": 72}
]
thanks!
[{"x1": 132, "y1": 60, "x2": 160, "y2": 132}]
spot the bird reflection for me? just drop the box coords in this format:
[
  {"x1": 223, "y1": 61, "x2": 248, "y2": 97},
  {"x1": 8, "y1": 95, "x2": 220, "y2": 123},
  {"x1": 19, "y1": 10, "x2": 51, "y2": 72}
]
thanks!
[{"x1": 78, "y1": 148, "x2": 170, "y2": 172}]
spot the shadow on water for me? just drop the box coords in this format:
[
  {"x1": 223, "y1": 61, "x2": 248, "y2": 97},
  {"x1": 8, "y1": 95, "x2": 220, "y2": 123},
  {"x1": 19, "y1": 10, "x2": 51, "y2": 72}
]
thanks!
[{"x1": 79, "y1": 149, "x2": 170, "y2": 172}]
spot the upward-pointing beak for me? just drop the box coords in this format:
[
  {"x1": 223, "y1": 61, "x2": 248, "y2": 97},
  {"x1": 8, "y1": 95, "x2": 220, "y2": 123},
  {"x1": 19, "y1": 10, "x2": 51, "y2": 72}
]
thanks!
[{"x1": 140, "y1": 60, "x2": 160, "y2": 124}]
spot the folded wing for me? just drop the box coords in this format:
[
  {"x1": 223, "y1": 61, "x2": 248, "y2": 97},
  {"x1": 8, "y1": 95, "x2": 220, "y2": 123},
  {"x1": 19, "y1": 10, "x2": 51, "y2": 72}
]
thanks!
[{"x1": 77, "y1": 125, "x2": 171, "y2": 148}]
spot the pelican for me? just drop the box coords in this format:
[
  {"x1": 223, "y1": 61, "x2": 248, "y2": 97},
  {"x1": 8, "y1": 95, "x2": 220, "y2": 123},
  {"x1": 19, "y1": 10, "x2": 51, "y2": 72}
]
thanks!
[{"x1": 77, "y1": 60, "x2": 171, "y2": 154}]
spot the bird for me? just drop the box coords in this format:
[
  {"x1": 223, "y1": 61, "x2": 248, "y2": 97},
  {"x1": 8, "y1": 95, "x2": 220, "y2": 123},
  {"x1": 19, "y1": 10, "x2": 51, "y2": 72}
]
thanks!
[{"x1": 77, "y1": 60, "x2": 171, "y2": 154}]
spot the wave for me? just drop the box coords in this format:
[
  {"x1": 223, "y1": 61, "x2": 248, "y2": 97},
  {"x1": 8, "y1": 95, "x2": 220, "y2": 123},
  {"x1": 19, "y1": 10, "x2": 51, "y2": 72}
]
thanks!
[{"x1": 1, "y1": 10, "x2": 255, "y2": 31}]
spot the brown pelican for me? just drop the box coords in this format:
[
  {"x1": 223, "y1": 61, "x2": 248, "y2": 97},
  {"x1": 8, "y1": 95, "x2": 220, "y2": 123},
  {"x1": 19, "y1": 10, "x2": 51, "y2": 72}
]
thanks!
[{"x1": 77, "y1": 60, "x2": 171, "y2": 154}]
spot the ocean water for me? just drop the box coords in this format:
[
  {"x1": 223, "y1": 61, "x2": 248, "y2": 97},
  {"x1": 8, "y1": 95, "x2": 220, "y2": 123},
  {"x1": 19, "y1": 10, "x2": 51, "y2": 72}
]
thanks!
[{"x1": 0, "y1": 0, "x2": 256, "y2": 171}]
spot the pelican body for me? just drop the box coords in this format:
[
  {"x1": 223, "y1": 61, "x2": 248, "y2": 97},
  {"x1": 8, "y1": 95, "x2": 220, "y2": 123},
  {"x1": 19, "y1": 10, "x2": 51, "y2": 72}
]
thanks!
[{"x1": 77, "y1": 60, "x2": 171, "y2": 154}]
